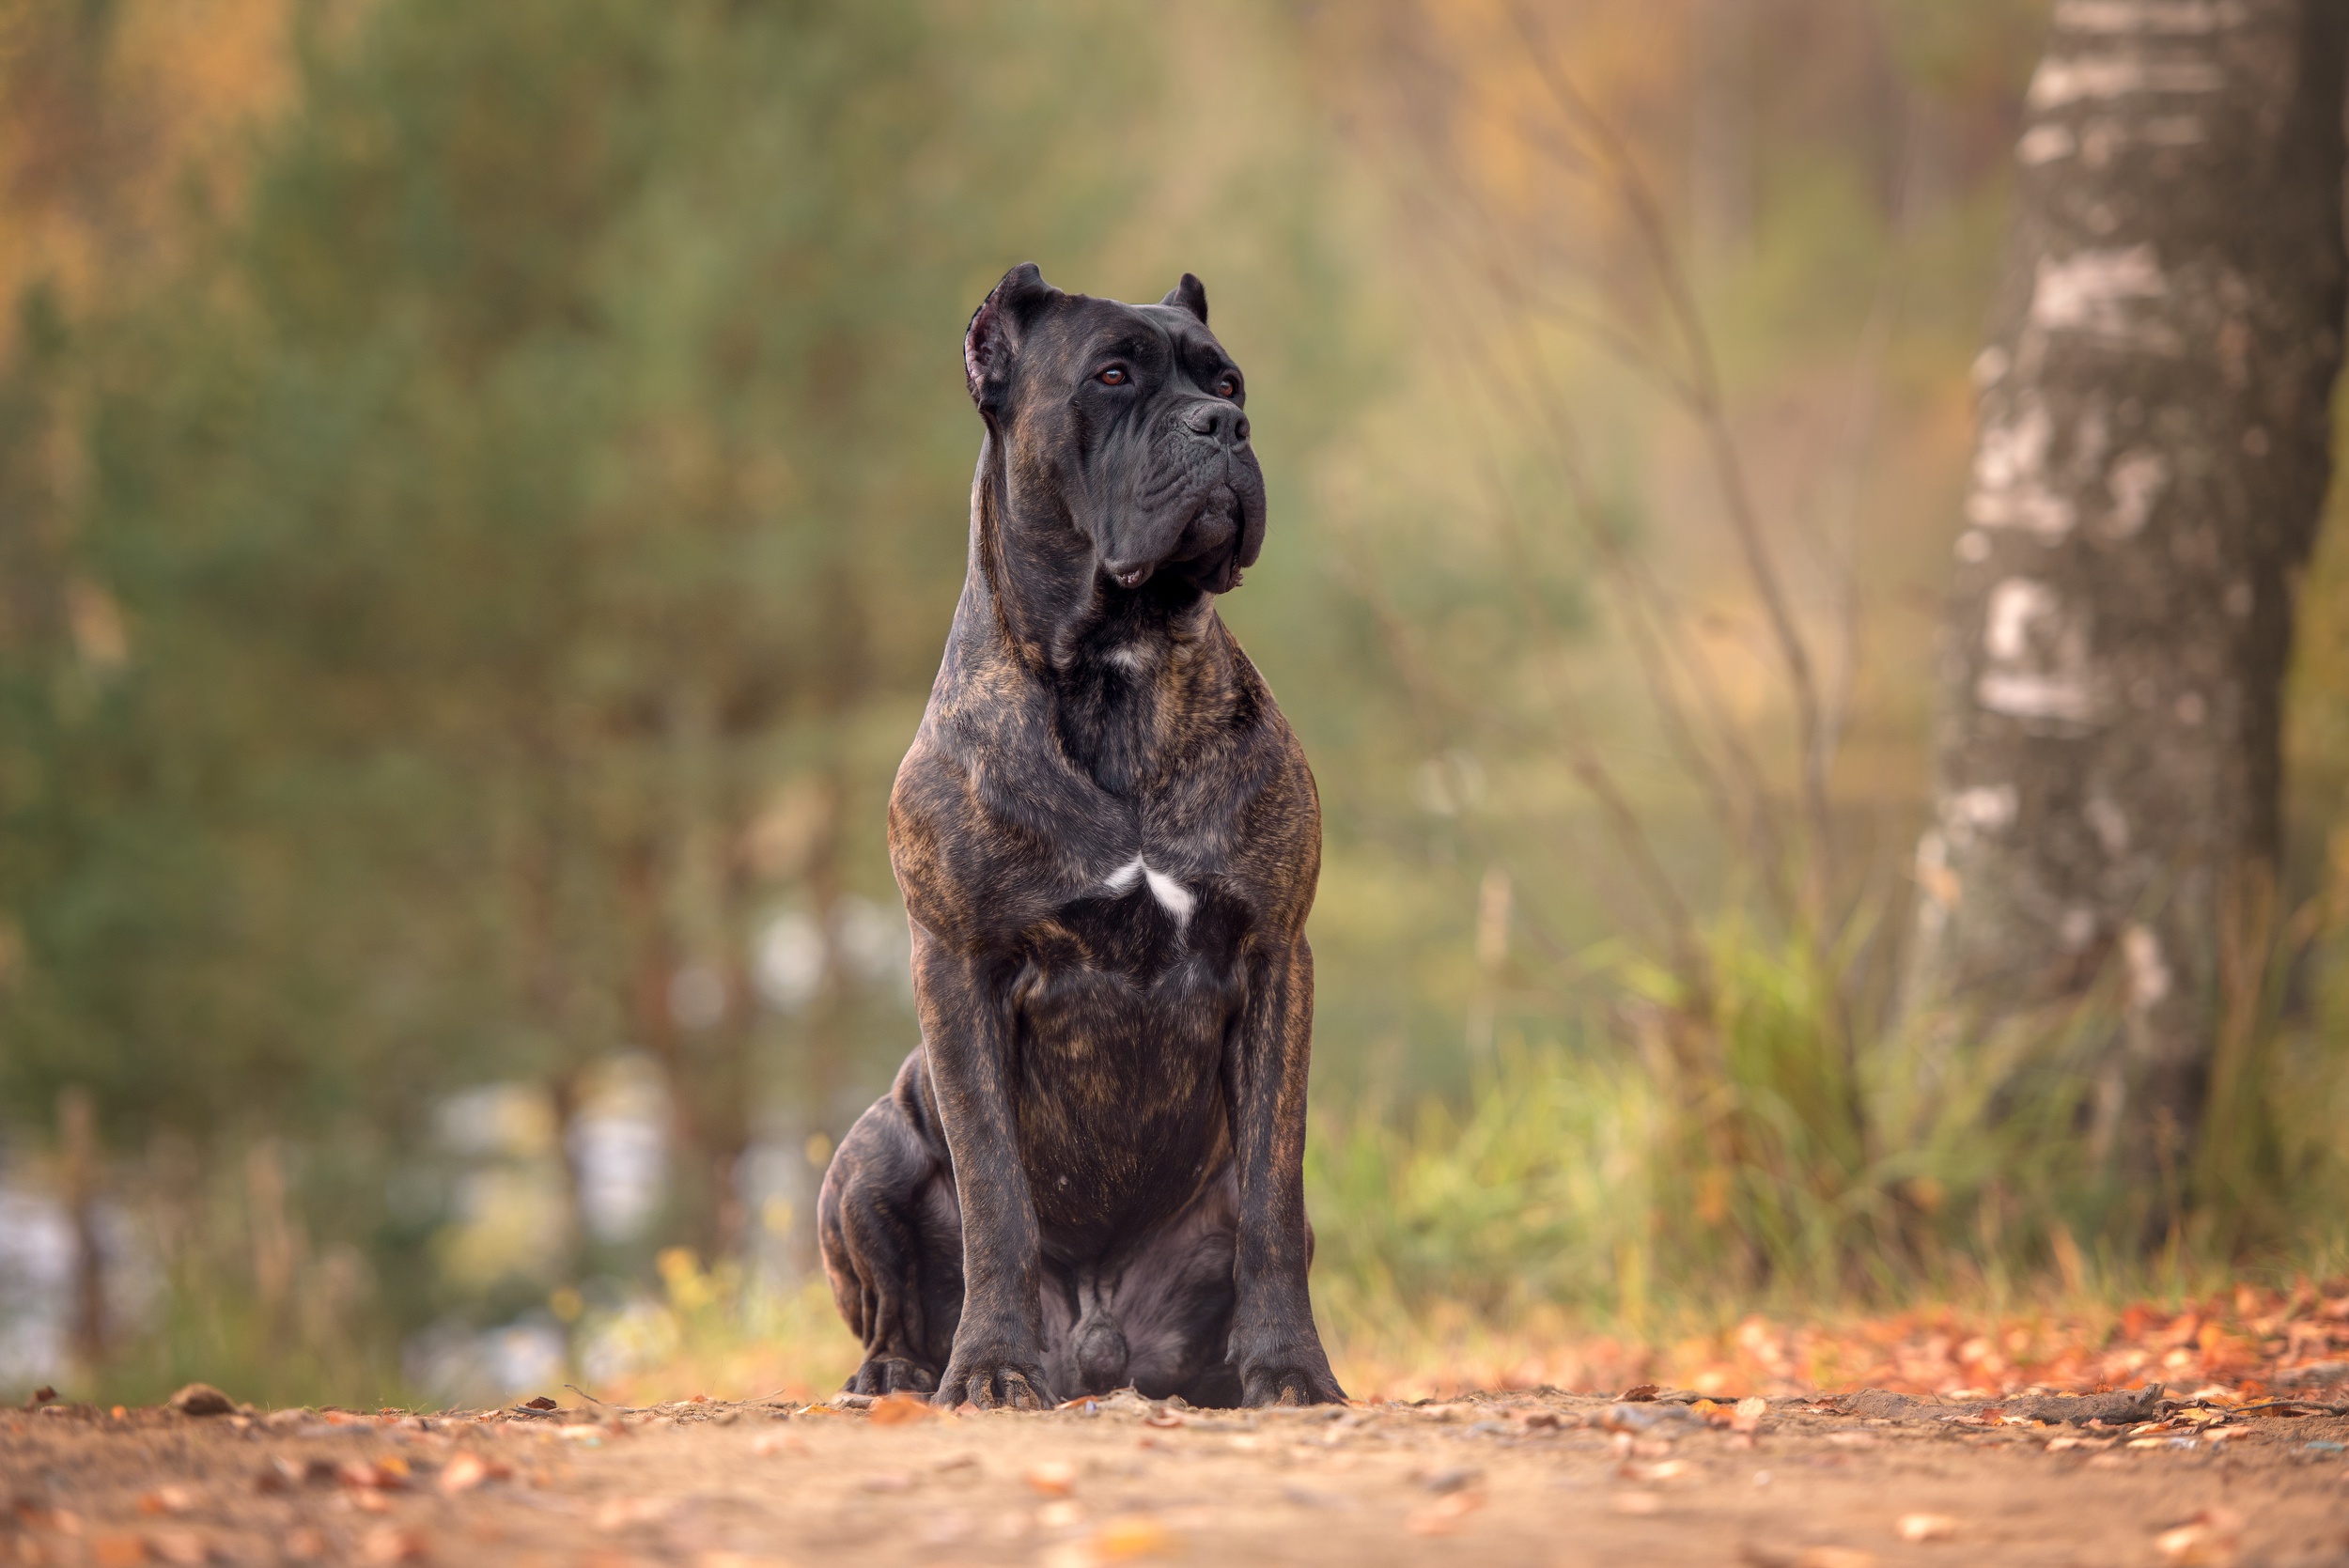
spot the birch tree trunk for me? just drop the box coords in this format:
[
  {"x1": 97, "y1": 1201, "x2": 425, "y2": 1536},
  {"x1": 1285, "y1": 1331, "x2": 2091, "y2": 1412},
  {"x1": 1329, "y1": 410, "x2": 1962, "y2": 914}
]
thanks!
[{"x1": 1906, "y1": 0, "x2": 2346, "y2": 1201}]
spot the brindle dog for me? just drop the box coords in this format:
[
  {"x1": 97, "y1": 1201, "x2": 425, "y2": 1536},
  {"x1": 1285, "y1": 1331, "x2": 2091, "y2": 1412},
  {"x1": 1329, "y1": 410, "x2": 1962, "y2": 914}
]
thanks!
[{"x1": 815, "y1": 264, "x2": 1344, "y2": 1410}]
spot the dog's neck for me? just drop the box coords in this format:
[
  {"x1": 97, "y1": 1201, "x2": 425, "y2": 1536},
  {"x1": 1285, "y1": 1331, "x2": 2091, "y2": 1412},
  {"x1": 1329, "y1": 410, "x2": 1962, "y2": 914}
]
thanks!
[{"x1": 963, "y1": 442, "x2": 1235, "y2": 796}]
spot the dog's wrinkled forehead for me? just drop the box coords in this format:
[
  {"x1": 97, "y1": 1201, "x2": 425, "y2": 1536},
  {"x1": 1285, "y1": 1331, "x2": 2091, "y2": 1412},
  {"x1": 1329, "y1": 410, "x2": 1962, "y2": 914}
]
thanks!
[
  {"x1": 1029, "y1": 300, "x2": 1218, "y2": 392},
  {"x1": 963, "y1": 263, "x2": 1233, "y2": 413}
]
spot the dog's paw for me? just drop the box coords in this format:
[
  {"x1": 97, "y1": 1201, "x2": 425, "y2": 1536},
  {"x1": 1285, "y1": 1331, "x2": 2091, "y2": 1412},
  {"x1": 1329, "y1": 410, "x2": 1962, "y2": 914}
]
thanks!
[
  {"x1": 933, "y1": 1342, "x2": 1054, "y2": 1410},
  {"x1": 845, "y1": 1354, "x2": 938, "y2": 1397},
  {"x1": 1237, "y1": 1345, "x2": 1347, "y2": 1408}
]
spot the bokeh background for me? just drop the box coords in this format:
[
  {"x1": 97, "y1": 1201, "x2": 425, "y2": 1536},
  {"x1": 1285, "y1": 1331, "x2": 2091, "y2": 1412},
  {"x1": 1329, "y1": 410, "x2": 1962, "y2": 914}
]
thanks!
[{"x1": 3, "y1": 0, "x2": 2346, "y2": 1409}]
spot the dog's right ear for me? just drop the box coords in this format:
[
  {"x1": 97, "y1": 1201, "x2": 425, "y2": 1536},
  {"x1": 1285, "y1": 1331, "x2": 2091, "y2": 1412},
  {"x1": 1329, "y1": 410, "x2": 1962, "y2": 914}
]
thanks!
[{"x1": 964, "y1": 262, "x2": 1060, "y2": 408}]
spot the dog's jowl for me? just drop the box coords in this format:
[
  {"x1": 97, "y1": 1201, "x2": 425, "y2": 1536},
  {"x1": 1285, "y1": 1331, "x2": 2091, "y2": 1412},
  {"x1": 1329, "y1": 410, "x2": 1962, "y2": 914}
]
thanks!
[{"x1": 816, "y1": 264, "x2": 1345, "y2": 1409}]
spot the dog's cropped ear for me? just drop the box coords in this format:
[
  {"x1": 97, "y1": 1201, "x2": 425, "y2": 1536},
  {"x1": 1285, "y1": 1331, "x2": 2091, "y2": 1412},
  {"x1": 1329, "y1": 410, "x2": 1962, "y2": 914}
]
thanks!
[
  {"x1": 964, "y1": 262, "x2": 1061, "y2": 407},
  {"x1": 1160, "y1": 272, "x2": 1207, "y2": 326}
]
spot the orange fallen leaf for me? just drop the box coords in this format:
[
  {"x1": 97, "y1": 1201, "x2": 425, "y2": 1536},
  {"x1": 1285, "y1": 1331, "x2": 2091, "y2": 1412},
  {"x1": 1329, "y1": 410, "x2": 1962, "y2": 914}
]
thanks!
[
  {"x1": 1089, "y1": 1515, "x2": 1177, "y2": 1560},
  {"x1": 437, "y1": 1452, "x2": 507, "y2": 1494},
  {"x1": 869, "y1": 1392, "x2": 935, "y2": 1426}
]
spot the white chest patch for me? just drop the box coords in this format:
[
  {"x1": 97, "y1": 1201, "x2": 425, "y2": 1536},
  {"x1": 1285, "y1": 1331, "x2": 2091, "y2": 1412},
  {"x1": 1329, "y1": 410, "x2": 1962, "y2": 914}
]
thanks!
[{"x1": 1103, "y1": 855, "x2": 1195, "y2": 924}]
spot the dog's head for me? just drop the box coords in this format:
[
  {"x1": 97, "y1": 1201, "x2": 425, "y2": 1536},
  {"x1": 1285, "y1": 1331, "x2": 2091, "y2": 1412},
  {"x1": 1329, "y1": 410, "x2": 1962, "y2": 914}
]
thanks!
[{"x1": 963, "y1": 263, "x2": 1266, "y2": 598}]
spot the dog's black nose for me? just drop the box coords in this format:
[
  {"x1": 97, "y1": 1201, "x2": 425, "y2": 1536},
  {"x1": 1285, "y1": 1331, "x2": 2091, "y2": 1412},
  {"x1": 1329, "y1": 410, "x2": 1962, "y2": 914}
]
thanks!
[{"x1": 1183, "y1": 400, "x2": 1249, "y2": 446}]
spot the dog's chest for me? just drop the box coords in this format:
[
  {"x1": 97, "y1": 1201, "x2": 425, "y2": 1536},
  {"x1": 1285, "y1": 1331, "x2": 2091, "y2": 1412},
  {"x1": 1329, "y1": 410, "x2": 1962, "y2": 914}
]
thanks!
[{"x1": 1022, "y1": 846, "x2": 1241, "y2": 983}]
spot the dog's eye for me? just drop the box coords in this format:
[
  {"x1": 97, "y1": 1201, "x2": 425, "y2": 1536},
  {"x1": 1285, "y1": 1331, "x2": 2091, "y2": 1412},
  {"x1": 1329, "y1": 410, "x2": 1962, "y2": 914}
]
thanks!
[
  {"x1": 1097, "y1": 366, "x2": 1128, "y2": 386},
  {"x1": 1214, "y1": 374, "x2": 1239, "y2": 399}
]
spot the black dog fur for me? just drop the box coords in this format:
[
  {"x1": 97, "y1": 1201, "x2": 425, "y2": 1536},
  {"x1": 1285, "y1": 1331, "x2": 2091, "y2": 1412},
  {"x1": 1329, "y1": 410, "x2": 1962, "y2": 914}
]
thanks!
[{"x1": 814, "y1": 264, "x2": 1344, "y2": 1410}]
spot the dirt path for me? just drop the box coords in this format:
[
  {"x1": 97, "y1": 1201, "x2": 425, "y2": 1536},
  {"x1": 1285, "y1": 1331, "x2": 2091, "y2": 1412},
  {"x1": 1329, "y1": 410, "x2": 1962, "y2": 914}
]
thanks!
[{"x1": 6, "y1": 1384, "x2": 2346, "y2": 1567}]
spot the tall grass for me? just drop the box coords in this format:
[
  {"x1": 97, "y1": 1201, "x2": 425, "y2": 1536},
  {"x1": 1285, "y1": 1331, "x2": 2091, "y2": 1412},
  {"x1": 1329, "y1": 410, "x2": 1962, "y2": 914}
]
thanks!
[{"x1": 1305, "y1": 892, "x2": 2349, "y2": 1364}]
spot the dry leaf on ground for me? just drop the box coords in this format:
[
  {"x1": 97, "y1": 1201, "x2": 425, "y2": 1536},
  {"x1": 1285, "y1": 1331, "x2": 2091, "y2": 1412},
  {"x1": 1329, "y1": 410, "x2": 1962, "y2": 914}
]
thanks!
[{"x1": 869, "y1": 1392, "x2": 934, "y2": 1426}]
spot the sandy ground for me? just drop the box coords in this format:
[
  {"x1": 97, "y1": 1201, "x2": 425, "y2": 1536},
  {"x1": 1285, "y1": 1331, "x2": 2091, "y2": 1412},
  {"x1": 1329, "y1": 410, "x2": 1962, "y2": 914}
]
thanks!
[{"x1": 5, "y1": 1383, "x2": 2347, "y2": 1568}]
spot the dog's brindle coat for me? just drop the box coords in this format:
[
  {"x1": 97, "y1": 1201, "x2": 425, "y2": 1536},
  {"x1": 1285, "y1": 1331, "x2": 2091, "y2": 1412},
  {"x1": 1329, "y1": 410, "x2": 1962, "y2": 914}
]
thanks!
[{"x1": 816, "y1": 265, "x2": 1344, "y2": 1410}]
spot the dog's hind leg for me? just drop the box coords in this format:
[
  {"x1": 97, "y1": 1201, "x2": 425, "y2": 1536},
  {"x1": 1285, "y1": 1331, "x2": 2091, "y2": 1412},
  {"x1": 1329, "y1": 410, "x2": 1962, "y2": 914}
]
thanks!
[{"x1": 817, "y1": 1050, "x2": 963, "y2": 1396}]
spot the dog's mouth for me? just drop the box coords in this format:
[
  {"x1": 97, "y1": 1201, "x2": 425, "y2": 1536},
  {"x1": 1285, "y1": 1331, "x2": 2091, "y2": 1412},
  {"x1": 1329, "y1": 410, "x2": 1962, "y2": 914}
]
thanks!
[{"x1": 1102, "y1": 495, "x2": 1246, "y2": 595}]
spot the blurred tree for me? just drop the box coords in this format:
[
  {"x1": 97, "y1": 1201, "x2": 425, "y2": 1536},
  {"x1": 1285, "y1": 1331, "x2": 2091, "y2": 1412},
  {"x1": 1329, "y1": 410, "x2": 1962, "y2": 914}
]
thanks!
[
  {"x1": 2, "y1": 0, "x2": 1157, "y2": 1321},
  {"x1": 1905, "y1": 0, "x2": 2346, "y2": 1212}
]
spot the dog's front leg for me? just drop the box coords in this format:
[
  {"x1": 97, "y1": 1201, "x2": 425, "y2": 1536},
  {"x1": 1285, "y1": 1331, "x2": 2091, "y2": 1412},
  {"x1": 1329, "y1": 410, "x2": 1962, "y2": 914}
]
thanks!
[
  {"x1": 1225, "y1": 936, "x2": 1346, "y2": 1406},
  {"x1": 914, "y1": 931, "x2": 1055, "y2": 1409}
]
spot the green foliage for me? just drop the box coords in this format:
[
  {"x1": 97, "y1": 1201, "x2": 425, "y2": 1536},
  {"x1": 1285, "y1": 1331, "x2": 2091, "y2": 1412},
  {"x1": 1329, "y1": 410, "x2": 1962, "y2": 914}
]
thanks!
[{"x1": 1308, "y1": 899, "x2": 2349, "y2": 1342}]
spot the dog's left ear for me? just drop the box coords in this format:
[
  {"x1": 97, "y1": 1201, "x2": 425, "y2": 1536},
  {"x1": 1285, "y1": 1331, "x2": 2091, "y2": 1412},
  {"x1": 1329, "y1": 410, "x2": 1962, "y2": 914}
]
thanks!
[{"x1": 1160, "y1": 273, "x2": 1207, "y2": 326}]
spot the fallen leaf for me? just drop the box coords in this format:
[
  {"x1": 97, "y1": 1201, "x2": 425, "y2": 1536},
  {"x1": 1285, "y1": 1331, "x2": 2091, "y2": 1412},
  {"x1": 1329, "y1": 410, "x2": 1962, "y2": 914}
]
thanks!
[
  {"x1": 1895, "y1": 1514, "x2": 1958, "y2": 1543},
  {"x1": 338, "y1": 1462, "x2": 406, "y2": 1492},
  {"x1": 1089, "y1": 1515, "x2": 1176, "y2": 1561},
  {"x1": 521, "y1": 1396, "x2": 557, "y2": 1412},
  {"x1": 1733, "y1": 1396, "x2": 1768, "y2": 1434},
  {"x1": 1621, "y1": 1384, "x2": 1661, "y2": 1402},
  {"x1": 1025, "y1": 1461, "x2": 1079, "y2": 1498},
  {"x1": 167, "y1": 1385, "x2": 235, "y2": 1418},
  {"x1": 436, "y1": 1452, "x2": 507, "y2": 1494},
  {"x1": 868, "y1": 1392, "x2": 934, "y2": 1426},
  {"x1": 29, "y1": 1386, "x2": 57, "y2": 1406}
]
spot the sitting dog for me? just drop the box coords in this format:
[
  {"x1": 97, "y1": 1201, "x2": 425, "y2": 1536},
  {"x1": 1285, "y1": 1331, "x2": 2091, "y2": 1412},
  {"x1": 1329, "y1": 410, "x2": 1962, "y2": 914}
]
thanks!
[{"x1": 816, "y1": 264, "x2": 1345, "y2": 1409}]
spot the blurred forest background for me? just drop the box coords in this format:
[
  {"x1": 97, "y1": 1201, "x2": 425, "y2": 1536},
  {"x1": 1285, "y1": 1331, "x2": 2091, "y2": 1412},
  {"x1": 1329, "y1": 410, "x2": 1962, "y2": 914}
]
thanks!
[{"x1": 4, "y1": 0, "x2": 2348, "y2": 1408}]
